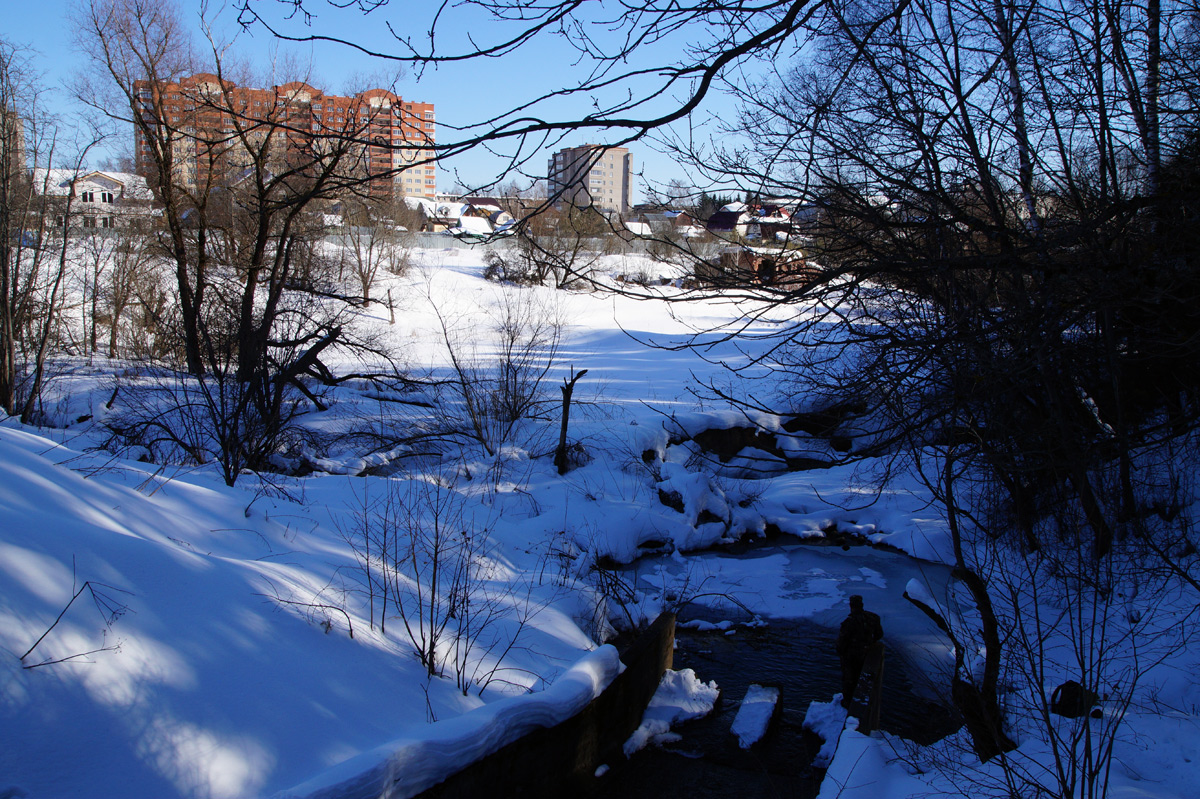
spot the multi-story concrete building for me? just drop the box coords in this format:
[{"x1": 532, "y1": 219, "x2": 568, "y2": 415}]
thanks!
[
  {"x1": 547, "y1": 145, "x2": 632, "y2": 215},
  {"x1": 133, "y1": 75, "x2": 436, "y2": 199}
]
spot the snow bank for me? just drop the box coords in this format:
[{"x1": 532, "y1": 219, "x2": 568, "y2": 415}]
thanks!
[
  {"x1": 814, "y1": 711, "x2": 1200, "y2": 799},
  {"x1": 623, "y1": 668, "x2": 720, "y2": 755},
  {"x1": 817, "y1": 719, "x2": 929, "y2": 799},
  {"x1": 902, "y1": 577, "x2": 942, "y2": 614},
  {"x1": 0, "y1": 424, "x2": 603, "y2": 799},
  {"x1": 803, "y1": 698, "x2": 849, "y2": 767},
  {"x1": 662, "y1": 409, "x2": 784, "y2": 439},
  {"x1": 277, "y1": 645, "x2": 621, "y2": 799},
  {"x1": 656, "y1": 461, "x2": 732, "y2": 549}
]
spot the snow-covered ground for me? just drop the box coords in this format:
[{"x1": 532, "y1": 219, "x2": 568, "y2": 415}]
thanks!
[{"x1": 2, "y1": 244, "x2": 1198, "y2": 798}]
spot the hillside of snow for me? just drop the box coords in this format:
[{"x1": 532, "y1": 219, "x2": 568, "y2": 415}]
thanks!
[{"x1": 2, "y1": 245, "x2": 1198, "y2": 799}]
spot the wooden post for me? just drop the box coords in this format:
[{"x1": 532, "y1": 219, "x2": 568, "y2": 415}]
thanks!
[
  {"x1": 554, "y1": 367, "x2": 588, "y2": 475},
  {"x1": 860, "y1": 641, "x2": 885, "y2": 736}
]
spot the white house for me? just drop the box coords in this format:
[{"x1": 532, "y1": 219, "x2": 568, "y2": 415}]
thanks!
[{"x1": 33, "y1": 169, "x2": 155, "y2": 229}]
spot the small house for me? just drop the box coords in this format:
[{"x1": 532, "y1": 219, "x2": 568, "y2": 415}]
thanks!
[
  {"x1": 696, "y1": 245, "x2": 811, "y2": 286},
  {"x1": 33, "y1": 169, "x2": 155, "y2": 229}
]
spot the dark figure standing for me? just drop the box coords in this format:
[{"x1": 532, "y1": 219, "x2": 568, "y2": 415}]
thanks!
[{"x1": 836, "y1": 594, "x2": 883, "y2": 708}]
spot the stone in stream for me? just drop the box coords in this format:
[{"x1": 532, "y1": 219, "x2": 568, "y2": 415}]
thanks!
[{"x1": 730, "y1": 684, "x2": 781, "y2": 748}]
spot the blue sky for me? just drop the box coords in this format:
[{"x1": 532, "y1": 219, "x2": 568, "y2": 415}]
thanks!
[{"x1": 8, "y1": 0, "x2": 754, "y2": 202}]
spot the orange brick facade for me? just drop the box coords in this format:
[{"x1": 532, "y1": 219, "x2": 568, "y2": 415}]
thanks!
[{"x1": 133, "y1": 74, "x2": 436, "y2": 199}]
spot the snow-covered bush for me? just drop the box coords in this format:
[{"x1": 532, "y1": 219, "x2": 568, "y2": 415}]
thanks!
[
  {"x1": 343, "y1": 477, "x2": 534, "y2": 694},
  {"x1": 432, "y1": 288, "x2": 563, "y2": 458}
]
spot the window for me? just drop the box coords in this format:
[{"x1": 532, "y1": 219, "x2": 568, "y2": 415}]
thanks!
[
  {"x1": 101, "y1": 217, "x2": 113, "y2": 229},
  {"x1": 81, "y1": 191, "x2": 95, "y2": 203},
  {"x1": 83, "y1": 217, "x2": 96, "y2": 228},
  {"x1": 102, "y1": 191, "x2": 114, "y2": 203}
]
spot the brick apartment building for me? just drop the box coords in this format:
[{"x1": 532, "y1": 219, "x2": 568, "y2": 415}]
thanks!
[
  {"x1": 547, "y1": 144, "x2": 632, "y2": 215},
  {"x1": 133, "y1": 74, "x2": 436, "y2": 200},
  {"x1": 1, "y1": 107, "x2": 25, "y2": 188}
]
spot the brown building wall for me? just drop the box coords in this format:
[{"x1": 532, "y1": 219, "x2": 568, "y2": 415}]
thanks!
[{"x1": 133, "y1": 75, "x2": 436, "y2": 200}]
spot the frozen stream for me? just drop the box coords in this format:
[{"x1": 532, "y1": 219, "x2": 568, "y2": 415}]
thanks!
[
  {"x1": 632, "y1": 538, "x2": 959, "y2": 697},
  {"x1": 596, "y1": 540, "x2": 962, "y2": 798}
]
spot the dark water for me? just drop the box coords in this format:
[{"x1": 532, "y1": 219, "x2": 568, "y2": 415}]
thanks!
[{"x1": 595, "y1": 617, "x2": 960, "y2": 798}]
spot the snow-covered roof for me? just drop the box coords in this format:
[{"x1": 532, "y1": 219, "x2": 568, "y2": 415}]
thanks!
[
  {"x1": 403, "y1": 196, "x2": 441, "y2": 216},
  {"x1": 32, "y1": 169, "x2": 153, "y2": 201},
  {"x1": 435, "y1": 202, "x2": 469, "y2": 220},
  {"x1": 454, "y1": 215, "x2": 493, "y2": 235},
  {"x1": 33, "y1": 168, "x2": 82, "y2": 196},
  {"x1": 489, "y1": 210, "x2": 516, "y2": 233}
]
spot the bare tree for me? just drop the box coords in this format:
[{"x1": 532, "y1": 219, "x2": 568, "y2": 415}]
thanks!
[
  {"x1": 430, "y1": 284, "x2": 563, "y2": 459},
  {"x1": 204, "y1": 1, "x2": 1200, "y2": 781},
  {"x1": 76, "y1": 226, "x2": 117, "y2": 356},
  {"x1": 230, "y1": 0, "x2": 832, "y2": 200},
  {"x1": 0, "y1": 38, "x2": 42, "y2": 415},
  {"x1": 1, "y1": 39, "x2": 103, "y2": 421},
  {"x1": 344, "y1": 477, "x2": 535, "y2": 691},
  {"x1": 78, "y1": 0, "x2": 412, "y2": 483},
  {"x1": 484, "y1": 205, "x2": 612, "y2": 289},
  {"x1": 104, "y1": 220, "x2": 154, "y2": 358},
  {"x1": 659, "y1": 0, "x2": 1200, "y2": 768},
  {"x1": 75, "y1": 0, "x2": 207, "y2": 375},
  {"x1": 338, "y1": 197, "x2": 407, "y2": 306}
]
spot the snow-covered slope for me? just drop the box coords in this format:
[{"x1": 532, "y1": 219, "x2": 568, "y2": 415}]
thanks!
[
  {"x1": 0, "y1": 426, "x2": 495, "y2": 797},
  {"x1": 5, "y1": 246, "x2": 1198, "y2": 799}
]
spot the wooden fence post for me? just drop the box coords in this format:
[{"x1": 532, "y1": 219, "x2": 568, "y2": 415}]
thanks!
[{"x1": 860, "y1": 642, "x2": 885, "y2": 736}]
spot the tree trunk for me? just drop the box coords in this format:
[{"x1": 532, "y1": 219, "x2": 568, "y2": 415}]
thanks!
[
  {"x1": 554, "y1": 368, "x2": 587, "y2": 475},
  {"x1": 945, "y1": 455, "x2": 1017, "y2": 761}
]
